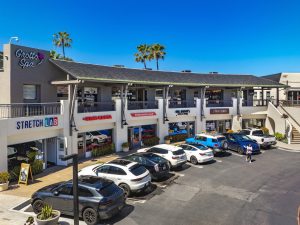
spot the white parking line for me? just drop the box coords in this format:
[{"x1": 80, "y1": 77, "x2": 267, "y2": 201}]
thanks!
[
  {"x1": 216, "y1": 159, "x2": 223, "y2": 162},
  {"x1": 187, "y1": 163, "x2": 204, "y2": 169},
  {"x1": 127, "y1": 198, "x2": 146, "y2": 204},
  {"x1": 228, "y1": 151, "x2": 243, "y2": 157},
  {"x1": 155, "y1": 184, "x2": 167, "y2": 188}
]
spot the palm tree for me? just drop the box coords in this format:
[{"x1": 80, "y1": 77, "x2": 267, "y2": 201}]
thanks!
[
  {"x1": 53, "y1": 32, "x2": 72, "y2": 59},
  {"x1": 150, "y1": 44, "x2": 166, "y2": 70},
  {"x1": 134, "y1": 44, "x2": 151, "y2": 69}
]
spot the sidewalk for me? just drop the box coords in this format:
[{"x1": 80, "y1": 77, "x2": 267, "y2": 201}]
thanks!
[{"x1": 276, "y1": 141, "x2": 300, "y2": 152}]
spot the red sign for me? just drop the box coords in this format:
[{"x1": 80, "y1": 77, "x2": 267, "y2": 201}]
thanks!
[
  {"x1": 82, "y1": 115, "x2": 112, "y2": 121},
  {"x1": 210, "y1": 108, "x2": 229, "y2": 114},
  {"x1": 130, "y1": 112, "x2": 156, "y2": 117}
]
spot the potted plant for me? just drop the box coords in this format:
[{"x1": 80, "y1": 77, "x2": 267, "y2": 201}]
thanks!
[
  {"x1": 164, "y1": 136, "x2": 171, "y2": 144},
  {"x1": 122, "y1": 142, "x2": 129, "y2": 152},
  {"x1": 85, "y1": 149, "x2": 92, "y2": 158},
  {"x1": 0, "y1": 171, "x2": 10, "y2": 192},
  {"x1": 35, "y1": 204, "x2": 60, "y2": 225}
]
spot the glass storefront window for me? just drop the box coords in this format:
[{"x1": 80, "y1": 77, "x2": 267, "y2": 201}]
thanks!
[
  {"x1": 242, "y1": 119, "x2": 265, "y2": 129},
  {"x1": 206, "y1": 120, "x2": 231, "y2": 133},
  {"x1": 23, "y1": 84, "x2": 37, "y2": 100},
  {"x1": 128, "y1": 125, "x2": 157, "y2": 149},
  {"x1": 80, "y1": 129, "x2": 113, "y2": 153},
  {"x1": 168, "y1": 122, "x2": 194, "y2": 137}
]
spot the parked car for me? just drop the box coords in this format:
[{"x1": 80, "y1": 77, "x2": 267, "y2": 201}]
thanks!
[
  {"x1": 138, "y1": 144, "x2": 187, "y2": 169},
  {"x1": 78, "y1": 159, "x2": 151, "y2": 197},
  {"x1": 86, "y1": 131, "x2": 109, "y2": 144},
  {"x1": 223, "y1": 133, "x2": 260, "y2": 154},
  {"x1": 179, "y1": 143, "x2": 214, "y2": 164},
  {"x1": 239, "y1": 128, "x2": 277, "y2": 149},
  {"x1": 186, "y1": 134, "x2": 228, "y2": 155},
  {"x1": 123, "y1": 152, "x2": 170, "y2": 180},
  {"x1": 31, "y1": 176, "x2": 125, "y2": 225}
]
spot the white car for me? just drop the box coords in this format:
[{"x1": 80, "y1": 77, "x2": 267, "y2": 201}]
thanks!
[
  {"x1": 86, "y1": 131, "x2": 109, "y2": 144},
  {"x1": 179, "y1": 143, "x2": 214, "y2": 164},
  {"x1": 240, "y1": 128, "x2": 277, "y2": 149},
  {"x1": 138, "y1": 144, "x2": 187, "y2": 169},
  {"x1": 78, "y1": 159, "x2": 151, "y2": 197}
]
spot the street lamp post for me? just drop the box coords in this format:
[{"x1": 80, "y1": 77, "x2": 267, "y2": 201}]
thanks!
[{"x1": 61, "y1": 154, "x2": 79, "y2": 225}]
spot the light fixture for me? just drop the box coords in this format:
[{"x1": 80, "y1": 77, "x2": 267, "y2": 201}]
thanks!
[
  {"x1": 9, "y1": 36, "x2": 19, "y2": 44},
  {"x1": 164, "y1": 116, "x2": 169, "y2": 122},
  {"x1": 122, "y1": 120, "x2": 128, "y2": 125}
]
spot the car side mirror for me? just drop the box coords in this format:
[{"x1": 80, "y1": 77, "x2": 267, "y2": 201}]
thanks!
[{"x1": 53, "y1": 190, "x2": 59, "y2": 196}]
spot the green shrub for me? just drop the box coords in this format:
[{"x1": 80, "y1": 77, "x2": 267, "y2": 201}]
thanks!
[
  {"x1": 121, "y1": 142, "x2": 129, "y2": 148},
  {"x1": 27, "y1": 151, "x2": 37, "y2": 163},
  {"x1": 274, "y1": 132, "x2": 285, "y2": 141},
  {"x1": 37, "y1": 204, "x2": 54, "y2": 220},
  {"x1": 143, "y1": 137, "x2": 160, "y2": 147},
  {"x1": 9, "y1": 165, "x2": 20, "y2": 182},
  {"x1": 0, "y1": 172, "x2": 10, "y2": 184},
  {"x1": 170, "y1": 134, "x2": 188, "y2": 143},
  {"x1": 92, "y1": 143, "x2": 115, "y2": 158},
  {"x1": 31, "y1": 160, "x2": 43, "y2": 175},
  {"x1": 261, "y1": 127, "x2": 269, "y2": 135}
]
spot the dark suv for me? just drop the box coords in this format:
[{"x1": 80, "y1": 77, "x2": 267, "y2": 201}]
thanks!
[{"x1": 31, "y1": 176, "x2": 125, "y2": 225}]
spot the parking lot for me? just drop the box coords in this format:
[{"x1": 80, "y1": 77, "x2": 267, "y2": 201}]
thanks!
[{"x1": 2, "y1": 148, "x2": 300, "y2": 225}]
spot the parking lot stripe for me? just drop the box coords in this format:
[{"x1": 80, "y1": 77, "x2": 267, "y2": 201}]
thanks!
[
  {"x1": 187, "y1": 163, "x2": 204, "y2": 169},
  {"x1": 228, "y1": 151, "x2": 243, "y2": 157},
  {"x1": 216, "y1": 160, "x2": 223, "y2": 162}
]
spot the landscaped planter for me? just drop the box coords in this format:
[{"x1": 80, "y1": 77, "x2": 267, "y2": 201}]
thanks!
[
  {"x1": 36, "y1": 210, "x2": 60, "y2": 225},
  {"x1": 0, "y1": 182, "x2": 9, "y2": 192},
  {"x1": 122, "y1": 147, "x2": 129, "y2": 152}
]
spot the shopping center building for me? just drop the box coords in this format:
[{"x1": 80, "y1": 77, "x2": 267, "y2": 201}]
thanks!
[{"x1": 0, "y1": 44, "x2": 287, "y2": 172}]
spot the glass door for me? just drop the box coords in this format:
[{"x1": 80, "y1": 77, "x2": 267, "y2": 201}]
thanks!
[{"x1": 128, "y1": 127, "x2": 141, "y2": 149}]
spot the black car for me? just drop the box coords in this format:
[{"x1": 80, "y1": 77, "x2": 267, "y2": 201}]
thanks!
[
  {"x1": 123, "y1": 152, "x2": 170, "y2": 180},
  {"x1": 31, "y1": 176, "x2": 125, "y2": 225}
]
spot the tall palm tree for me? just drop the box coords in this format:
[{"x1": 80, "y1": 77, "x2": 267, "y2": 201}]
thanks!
[
  {"x1": 134, "y1": 44, "x2": 151, "y2": 69},
  {"x1": 53, "y1": 32, "x2": 72, "y2": 59},
  {"x1": 150, "y1": 44, "x2": 166, "y2": 70}
]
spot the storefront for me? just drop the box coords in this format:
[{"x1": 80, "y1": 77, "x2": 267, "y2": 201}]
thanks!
[
  {"x1": 128, "y1": 124, "x2": 157, "y2": 149},
  {"x1": 242, "y1": 119, "x2": 265, "y2": 129},
  {"x1": 206, "y1": 120, "x2": 231, "y2": 133},
  {"x1": 168, "y1": 122, "x2": 195, "y2": 137}
]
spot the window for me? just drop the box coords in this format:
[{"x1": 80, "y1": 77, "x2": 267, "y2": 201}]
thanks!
[
  {"x1": 149, "y1": 148, "x2": 168, "y2": 154},
  {"x1": 58, "y1": 184, "x2": 73, "y2": 195},
  {"x1": 23, "y1": 84, "x2": 37, "y2": 100},
  {"x1": 78, "y1": 186, "x2": 93, "y2": 197},
  {"x1": 108, "y1": 166, "x2": 127, "y2": 175},
  {"x1": 97, "y1": 165, "x2": 110, "y2": 174},
  {"x1": 129, "y1": 164, "x2": 147, "y2": 176},
  {"x1": 240, "y1": 130, "x2": 250, "y2": 135},
  {"x1": 173, "y1": 149, "x2": 185, "y2": 155},
  {"x1": 98, "y1": 183, "x2": 119, "y2": 197},
  {"x1": 266, "y1": 91, "x2": 271, "y2": 99},
  {"x1": 253, "y1": 92, "x2": 257, "y2": 99}
]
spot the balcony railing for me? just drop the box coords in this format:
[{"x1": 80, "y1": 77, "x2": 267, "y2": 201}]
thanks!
[
  {"x1": 242, "y1": 99, "x2": 276, "y2": 107},
  {"x1": 127, "y1": 100, "x2": 158, "y2": 110},
  {"x1": 168, "y1": 100, "x2": 196, "y2": 108},
  {"x1": 206, "y1": 100, "x2": 233, "y2": 107},
  {"x1": 280, "y1": 100, "x2": 300, "y2": 107},
  {"x1": 78, "y1": 101, "x2": 115, "y2": 113},
  {"x1": 0, "y1": 103, "x2": 61, "y2": 118}
]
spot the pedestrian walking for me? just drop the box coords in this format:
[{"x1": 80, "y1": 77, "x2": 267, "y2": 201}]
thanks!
[{"x1": 246, "y1": 144, "x2": 253, "y2": 163}]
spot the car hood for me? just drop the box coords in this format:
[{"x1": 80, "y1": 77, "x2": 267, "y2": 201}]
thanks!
[{"x1": 238, "y1": 140, "x2": 259, "y2": 147}]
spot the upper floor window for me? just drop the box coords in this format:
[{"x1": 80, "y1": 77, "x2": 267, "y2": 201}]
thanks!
[{"x1": 23, "y1": 84, "x2": 37, "y2": 100}]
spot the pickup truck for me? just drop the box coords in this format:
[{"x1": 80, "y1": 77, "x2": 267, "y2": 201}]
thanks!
[{"x1": 239, "y1": 128, "x2": 277, "y2": 149}]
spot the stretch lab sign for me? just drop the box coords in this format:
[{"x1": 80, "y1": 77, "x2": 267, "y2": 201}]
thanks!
[{"x1": 16, "y1": 117, "x2": 58, "y2": 130}]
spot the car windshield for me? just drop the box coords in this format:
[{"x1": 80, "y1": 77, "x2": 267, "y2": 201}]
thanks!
[
  {"x1": 191, "y1": 144, "x2": 208, "y2": 150},
  {"x1": 234, "y1": 135, "x2": 252, "y2": 141},
  {"x1": 173, "y1": 149, "x2": 185, "y2": 155},
  {"x1": 252, "y1": 130, "x2": 264, "y2": 136},
  {"x1": 217, "y1": 137, "x2": 226, "y2": 142},
  {"x1": 129, "y1": 164, "x2": 147, "y2": 176},
  {"x1": 98, "y1": 183, "x2": 119, "y2": 197},
  {"x1": 144, "y1": 154, "x2": 166, "y2": 163}
]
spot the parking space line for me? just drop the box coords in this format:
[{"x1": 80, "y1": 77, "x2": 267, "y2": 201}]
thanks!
[
  {"x1": 228, "y1": 151, "x2": 243, "y2": 157},
  {"x1": 127, "y1": 198, "x2": 146, "y2": 204},
  {"x1": 187, "y1": 163, "x2": 204, "y2": 169},
  {"x1": 216, "y1": 159, "x2": 223, "y2": 162}
]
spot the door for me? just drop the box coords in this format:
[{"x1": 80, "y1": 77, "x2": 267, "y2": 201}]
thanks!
[
  {"x1": 96, "y1": 165, "x2": 111, "y2": 180},
  {"x1": 47, "y1": 184, "x2": 73, "y2": 215},
  {"x1": 129, "y1": 127, "x2": 141, "y2": 149},
  {"x1": 226, "y1": 134, "x2": 238, "y2": 150}
]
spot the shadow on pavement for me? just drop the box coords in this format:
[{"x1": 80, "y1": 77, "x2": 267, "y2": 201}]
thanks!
[{"x1": 215, "y1": 151, "x2": 232, "y2": 158}]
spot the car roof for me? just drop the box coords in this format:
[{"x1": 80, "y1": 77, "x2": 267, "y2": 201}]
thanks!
[
  {"x1": 195, "y1": 133, "x2": 224, "y2": 138},
  {"x1": 78, "y1": 175, "x2": 113, "y2": 189},
  {"x1": 107, "y1": 159, "x2": 136, "y2": 167},
  {"x1": 130, "y1": 152, "x2": 160, "y2": 158},
  {"x1": 152, "y1": 144, "x2": 183, "y2": 151}
]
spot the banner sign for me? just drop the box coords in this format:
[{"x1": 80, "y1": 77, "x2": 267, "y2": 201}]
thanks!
[
  {"x1": 16, "y1": 117, "x2": 58, "y2": 130},
  {"x1": 130, "y1": 112, "x2": 156, "y2": 117},
  {"x1": 82, "y1": 115, "x2": 112, "y2": 121},
  {"x1": 175, "y1": 110, "x2": 190, "y2": 115},
  {"x1": 15, "y1": 49, "x2": 45, "y2": 69},
  {"x1": 18, "y1": 163, "x2": 33, "y2": 185},
  {"x1": 210, "y1": 108, "x2": 229, "y2": 114}
]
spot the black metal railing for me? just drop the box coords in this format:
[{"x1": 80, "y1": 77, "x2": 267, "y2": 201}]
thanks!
[
  {"x1": 242, "y1": 99, "x2": 277, "y2": 107},
  {"x1": 0, "y1": 103, "x2": 61, "y2": 118},
  {"x1": 206, "y1": 100, "x2": 233, "y2": 107},
  {"x1": 168, "y1": 100, "x2": 196, "y2": 108},
  {"x1": 78, "y1": 101, "x2": 115, "y2": 113},
  {"x1": 127, "y1": 100, "x2": 158, "y2": 110}
]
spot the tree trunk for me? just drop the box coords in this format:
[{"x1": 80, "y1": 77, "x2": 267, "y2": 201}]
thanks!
[
  {"x1": 156, "y1": 59, "x2": 159, "y2": 70},
  {"x1": 62, "y1": 45, "x2": 65, "y2": 59},
  {"x1": 143, "y1": 61, "x2": 147, "y2": 69}
]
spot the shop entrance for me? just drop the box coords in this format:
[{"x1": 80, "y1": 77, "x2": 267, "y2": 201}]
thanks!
[
  {"x1": 168, "y1": 122, "x2": 195, "y2": 137},
  {"x1": 128, "y1": 125, "x2": 157, "y2": 149},
  {"x1": 206, "y1": 120, "x2": 231, "y2": 133}
]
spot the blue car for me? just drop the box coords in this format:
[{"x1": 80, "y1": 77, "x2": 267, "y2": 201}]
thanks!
[
  {"x1": 223, "y1": 133, "x2": 260, "y2": 155},
  {"x1": 185, "y1": 133, "x2": 228, "y2": 155}
]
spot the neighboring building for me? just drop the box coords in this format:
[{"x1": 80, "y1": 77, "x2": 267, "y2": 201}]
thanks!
[{"x1": 0, "y1": 44, "x2": 286, "y2": 172}]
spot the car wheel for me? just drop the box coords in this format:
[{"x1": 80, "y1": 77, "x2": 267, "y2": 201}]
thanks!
[
  {"x1": 83, "y1": 208, "x2": 99, "y2": 225},
  {"x1": 223, "y1": 141, "x2": 229, "y2": 150},
  {"x1": 32, "y1": 199, "x2": 44, "y2": 214},
  {"x1": 190, "y1": 156, "x2": 198, "y2": 165},
  {"x1": 237, "y1": 147, "x2": 244, "y2": 155},
  {"x1": 119, "y1": 183, "x2": 131, "y2": 198}
]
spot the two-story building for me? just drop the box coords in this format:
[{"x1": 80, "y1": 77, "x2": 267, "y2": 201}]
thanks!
[{"x1": 0, "y1": 44, "x2": 286, "y2": 172}]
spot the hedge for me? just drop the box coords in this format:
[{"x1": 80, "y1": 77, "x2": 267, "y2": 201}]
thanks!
[
  {"x1": 92, "y1": 143, "x2": 115, "y2": 158},
  {"x1": 142, "y1": 137, "x2": 160, "y2": 147}
]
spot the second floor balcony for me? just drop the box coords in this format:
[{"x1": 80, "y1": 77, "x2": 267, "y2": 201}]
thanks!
[
  {"x1": 206, "y1": 99, "x2": 233, "y2": 108},
  {"x1": 168, "y1": 100, "x2": 196, "y2": 108},
  {"x1": 127, "y1": 100, "x2": 159, "y2": 110},
  {"x1": 77, "y1": 101, "x2": 115, "y2": 113}
]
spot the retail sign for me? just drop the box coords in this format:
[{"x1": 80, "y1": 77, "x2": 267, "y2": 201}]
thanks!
[
  {"x1": 82, "y1": 115, "x2": 112, "y2": 121},
  {"x1": 16, "y1": 117, "x2": 58, "y2": 130},
  {"x1": 15, "y1": 49, "x2": 45, "y2": 69},
  {"x1": 130, "y1": 112, "x2": 156, "y2": 117},
  {"x1": 210, "y1": 108, "x2": 229, "y2": 114},
  {"x1": 175, "y1": 110, "x2": 190, "y2": 115}
]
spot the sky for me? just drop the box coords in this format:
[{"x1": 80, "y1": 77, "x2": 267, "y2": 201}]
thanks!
[{"x1": 1, "y1": 0, "x2": 300, "y2": 76}]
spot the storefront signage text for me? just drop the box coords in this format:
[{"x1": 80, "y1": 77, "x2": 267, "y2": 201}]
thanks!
[
  {"x1": 15, "y1": 49, "x2": 45, "y2": 69},
  {"x1": 16, "y1": 117, "x2": 58, "y2": 130},
  {"x1": 210, "y1": 108, "x2": 229, "y2": 114},
  {"x1": 131, "y1": 112, "x2": 156, "y2": 117},
  {"x1": 175, "y1": 110, "x2": 190, "y2": 115},
  {"x1": 82, "y1": 115, "x2": 112, "y2": 121}
]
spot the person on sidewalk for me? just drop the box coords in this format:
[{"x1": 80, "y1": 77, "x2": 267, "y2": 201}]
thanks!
[{"x1": 246, "y1": 144, "x2": 253, "y2": 163}]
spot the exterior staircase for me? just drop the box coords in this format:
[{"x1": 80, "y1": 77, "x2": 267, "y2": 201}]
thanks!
[{"x1": 291, "y1": 127, "x2": 300, "y2": 144}]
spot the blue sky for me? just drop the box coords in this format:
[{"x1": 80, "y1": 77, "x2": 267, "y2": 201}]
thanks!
[{"x1": 1, "y1": 0, "x2": 300, "y2": 75}]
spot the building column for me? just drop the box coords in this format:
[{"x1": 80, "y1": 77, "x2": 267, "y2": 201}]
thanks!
[
  {"x1": 200, "y1": 87, "x2": 206, "y2": 121},
  {"x1": 0, "y1": 123, "x2": 8, "y2": 171},
  {"x1": 237, "y1": 88, "x2": 241, "y2": 116},
  {"x1": 261, "y1": 87, "x2": 264, "y2": 106},
  {"x1": 114, "y1": 99, "x2": 128, "y2": 152},
  {"x1": 276, "y1": 88, "x2": 279, "y2": 107}
]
